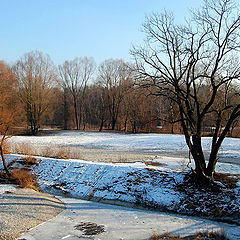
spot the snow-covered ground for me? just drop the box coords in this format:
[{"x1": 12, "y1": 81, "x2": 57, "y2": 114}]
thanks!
[
  {"x1": 9, "y1": 131, "x2": 240, "y2": 164},
  {"x1": 2, "y1": 131, "x2": 240, "y2": 239},
  {"x1": 0, "y1": 184, "x2": 17, "y2": 195},
  {"x1": 19, "y1": 197, "x2": 240, "y2": 240},
  {"x1": 3, "y1": 153, "x2": 240, "y2": 225}
]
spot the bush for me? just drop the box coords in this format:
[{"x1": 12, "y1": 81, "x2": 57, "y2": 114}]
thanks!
[{"x1": 11, "y1": 169, "x2": 39, "y2": 191}]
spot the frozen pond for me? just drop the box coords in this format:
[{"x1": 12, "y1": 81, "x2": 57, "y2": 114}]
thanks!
[{"x1": 9, "y1": 131, "x2": 240, "y2": 165}]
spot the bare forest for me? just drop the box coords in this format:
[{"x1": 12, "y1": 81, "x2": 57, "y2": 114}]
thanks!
[{"x1": 1, "y1": 52, "x2": 184, "y2": 135}]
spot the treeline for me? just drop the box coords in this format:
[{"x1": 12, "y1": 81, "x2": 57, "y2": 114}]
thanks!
[
  {"x1": 1, "y1": 51, "x2": 240, "y2": 136},
  {"x1": 0, "y1": 51, "x2": 178, "y2": 135}
]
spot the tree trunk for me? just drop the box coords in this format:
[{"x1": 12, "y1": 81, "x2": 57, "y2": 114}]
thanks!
[
  {"x1": 63, "y1": 89, "x2": 69, "y2": 130},
  {"x1": 124, "y1": 118, "x2": 128, "y2": 132},
  {"x1": 191, "y1": 135, "x2": 206, "y2": 170},
  {"x1": 99, "y1": 119, "x2": 104, "y2": 132},
  {"x1": 206, "y1": 146, "x2": 220, "y2": 177},
  {"x1": 73, "y1": 98, "x2": 79, "y2": 130},
  {"x1": 111, "y1": 118, "x2": 116, "y2": 130},
  {"x1": 0, "y1": 144, "x2": 9, "y2": 175},
  {"x1": 132, "y1": 121, "x2": 137, "y2": 133},
  {"x1": 171, "y1": 123, "x2": 174, "y2": 134}
]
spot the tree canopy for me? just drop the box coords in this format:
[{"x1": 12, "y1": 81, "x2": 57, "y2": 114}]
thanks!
[{"x1": 131, "y1": 0, "x2": 240, "y2": 181}]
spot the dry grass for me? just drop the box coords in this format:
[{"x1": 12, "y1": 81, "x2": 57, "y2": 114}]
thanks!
[
  {"x1": 149, "y1": 231, "x2": 228, "y2": 240},
  {"x1": 0, "y1": 234, "x2": 14, "y2": 240},
  {"x1": 55, "y1": 147, "x2": 71, "y2": 159},
  {"x1": 21, "y1": 156, "x2": 37, "y2": 166},
  {"x1": 2, "y1": 140, "x2": 11, "y2": 154},
  {"x1": 213, "y1": 172, "x2": 240, "y2": 188},
  {"x1": 150, "y1": 233, "x2": 181, "y2": 240},
  {"x1": 187, "y1": 230, "x2": 228, "y2": 240},
  {"x1": 144, "y1": 161, "x2": 164, "y2": 167},
  {"x1": 12, "y1": 142, "x2": 36, "y2": 156},
  {"x1": 11, "y1": 142, "x2": 73, "y2": 160},
  {"x1": 11, "y1": 169, "x2": 39, "y2": 191}
]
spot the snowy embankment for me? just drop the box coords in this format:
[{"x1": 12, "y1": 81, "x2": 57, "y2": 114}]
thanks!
[
  {"x1": 34, "y1": 156, "x2": 184, "y2": 209},
  {"x1": 5, "y1": 154, "x2": 240, "y2": 225}
]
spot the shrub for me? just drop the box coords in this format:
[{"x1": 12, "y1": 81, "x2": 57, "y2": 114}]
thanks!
[{"x1": 11, "y1": 169, "x2": 39, "y2": 191}]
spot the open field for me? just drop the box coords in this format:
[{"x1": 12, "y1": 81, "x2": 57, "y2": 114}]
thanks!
[{"x1": 9, "y1": 130, "x2": 240, "y2": 165}]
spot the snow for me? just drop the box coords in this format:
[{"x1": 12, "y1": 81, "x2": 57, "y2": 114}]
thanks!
[
  {"x1": 9, "y1": 131, "x2": 240, "y2": 159},
  {"x1": 28, "y1": 156, "x2": 183, "y2": 209},
  {"x1": 2, "y1": 131, "x2": 240, "y2": 238},
  {"x1": 0, "y1": 184, "x2": 17, "y2": 194},
  {"x1": 2, "y1": 153, "x2": 239, "y2": 225},
  {"x1": 18, "y1": 197, "x2": 240, "y2": 240}
]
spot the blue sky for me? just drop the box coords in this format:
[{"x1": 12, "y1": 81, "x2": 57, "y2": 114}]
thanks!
[{"x1": 0, "y1": 0, "x2": 201, "y2": 65}]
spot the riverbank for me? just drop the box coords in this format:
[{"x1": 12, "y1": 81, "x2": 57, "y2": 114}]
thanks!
[{"x1": 4, "y1": 154, "x2": 240, "y2": 226}]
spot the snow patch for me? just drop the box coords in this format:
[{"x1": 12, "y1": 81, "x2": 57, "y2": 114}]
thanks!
[{"x1": 0, "y1": 184, "x2": 17, "y2": 194}]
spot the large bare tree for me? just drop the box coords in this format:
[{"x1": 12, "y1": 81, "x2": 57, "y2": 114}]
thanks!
[
  {"x1": 58, "y1": 57, "x2": 96, "y2": 130},
  {"x1": 14, "y1": 51, "x2": 56, "y2": 135},
  {"x1": 132, "y1": 0, "x2": 240, "y2": 181}
]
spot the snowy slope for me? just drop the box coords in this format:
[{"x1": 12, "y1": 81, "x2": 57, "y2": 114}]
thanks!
[{"x1": 3, "y1": 154, "x2": 239, "y2": 225}]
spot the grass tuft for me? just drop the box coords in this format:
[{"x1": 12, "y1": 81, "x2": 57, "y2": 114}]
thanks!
[
  {"x1": 213, "y1": 172, "x2": 240, "y2": 189},
  {"x1": 11, "y1": 169, "x2": 39, "y2": 191},
  {"x1": 21, "y1": 156, "x2": 37, "y2": 166},
  {"x1": 144, "y1": 161, "x2": 164, "y2": 167}
]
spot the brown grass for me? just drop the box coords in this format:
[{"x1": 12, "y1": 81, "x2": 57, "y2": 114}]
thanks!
[
  {"x1": 144, "y1": 161, "x2": 164, "y2": 167},
  {"x1": 150, "y1": 233, "x2": 181, "y2": 240},
  {"x1": 149, "y1": 231, "x2": 228, "y2": 240},
  {"x1": 213, "y1": 172, "x2": 240, "y2": 188},
  {"x1": 2, "y1": 140, "x2": 11, "y2": 154},
  {"x1": 13, "y1": 142, "x2": 36, "y2": 156},
  {"x1": 21, "y1": 156, "x2": 37, "y2": 166},
  {"x1": 12, "y1": 142, "x2": 72, "y2": 160},
  {"x1": 187, "y1": 230, "x2": 228, "y2": 240},
  {"x1": 11, "y1": 169, "x2": 39, "y2": 191},
  {"x1": 55, "y1": 148, "x2": 70, "y2": 159},
  {"x1": 0, "y1": 234, "x2": 14, "y2": 240}
]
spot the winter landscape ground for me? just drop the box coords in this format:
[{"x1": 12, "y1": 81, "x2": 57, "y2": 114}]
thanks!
[{"x1": 1, "y1": 131, "x2": 240, "y2": 239}]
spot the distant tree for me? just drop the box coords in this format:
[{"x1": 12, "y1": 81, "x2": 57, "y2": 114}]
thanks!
[
  {"x1": 58, "y1": 57, "x2": 96, "y2": 130},
  {"x1": 132, "y1": 0, "x2": 240, "y2": 182},
  {"x1": 0, "y1": 61, "x2": 17, "y2": 174},
  {"x1": 88, "y1": 84, "x2": 109, "y2": 131},
  {"x1": 98, "y1": 59, "x2": 131, "y2": 130},
  {"x1": 14, "y1": 51, "x2": 56, "y2": 135}
]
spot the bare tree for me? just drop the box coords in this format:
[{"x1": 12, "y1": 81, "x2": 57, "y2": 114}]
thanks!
[
  {"x1": 0, "y1": 61, "x2": 17, "y2": 174},
  {"x1": 98, "y1": 59, "x2": 131, "y2": 130},
  {"x1": 132, "y1": 0, "x2": 240, "y2": 181},
  {"x1": 88, "y1": 84, "x2": 109, "y2": 131},
  {"x1": 58, "y1": 57, "x2": 96, "y2": 130},
  {"x1": 14, "y1": 51, "x2": 56, "y2": 135}
]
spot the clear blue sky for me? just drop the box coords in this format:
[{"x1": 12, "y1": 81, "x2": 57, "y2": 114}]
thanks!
[{"x1": 0, "y1": 0, "x2": 201, "y2": 65}]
